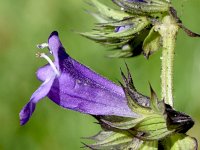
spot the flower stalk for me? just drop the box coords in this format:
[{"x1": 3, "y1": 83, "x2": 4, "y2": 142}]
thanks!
[{"x1": 155, "y1": 15, "x2": 179, "y2": 107}]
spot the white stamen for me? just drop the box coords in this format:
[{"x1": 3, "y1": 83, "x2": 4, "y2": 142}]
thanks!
[
  {"x1": 37, "y1": 43, "x2": 49, "y2": 49},
  {"x1": 39, "y1": 53, "x2": 60, "y2": 76}
]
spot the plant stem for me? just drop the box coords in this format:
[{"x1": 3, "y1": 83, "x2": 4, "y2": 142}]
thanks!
[{"x1": 155, "y1": 15, "x2": 179, "y2": 107}]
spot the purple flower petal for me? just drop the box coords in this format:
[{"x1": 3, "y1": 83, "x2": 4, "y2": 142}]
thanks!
[
  {"x1": 115, "y1": 24, "x2": 133, "y2": 33},
  {"x1": 47, "y1": 57, "x2": 136, "y2": 117},
  {"x1": 36, "y1": 64, "x2": 53, "y2": 82},
  {"x1": 19, "y1": 74, "x2": 56, "y2": 125},
  {"x1": 20, "y1": 31, "x2": 139, "y2": 125}
]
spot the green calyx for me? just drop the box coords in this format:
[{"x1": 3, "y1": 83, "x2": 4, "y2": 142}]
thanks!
[
  {"x1": 81, "y1": 0, "x2": 171, "y2": 58},
  {"x1": 84, "y1": 69, "x2": 196, "y2": 149},
  {"x1": 85, "y1": 132, "x2": 197, "y2": 150}
]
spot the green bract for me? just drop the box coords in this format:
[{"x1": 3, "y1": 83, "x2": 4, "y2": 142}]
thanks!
[
  {"x1": 112, "y1": 0, "x2": 170, "y2": 15},
  {"x1": 81, "y1": 0, "x2": 171, "y2": 58},
  {"x1": 82, "y1": 0, "x2": 199, "y2": 58}
]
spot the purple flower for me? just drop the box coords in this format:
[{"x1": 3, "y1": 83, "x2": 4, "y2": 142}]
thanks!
[
  {"x1": 19, "y1": 31, "x2": 139, "y2": 125},
  {"x1": 115, "y1": 24, "x2": 133, "y2": 33}
]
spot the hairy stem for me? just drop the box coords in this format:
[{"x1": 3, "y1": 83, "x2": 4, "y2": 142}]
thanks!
[{"x1": 155, "y1": 15, "x2": 179, "y2": 107}]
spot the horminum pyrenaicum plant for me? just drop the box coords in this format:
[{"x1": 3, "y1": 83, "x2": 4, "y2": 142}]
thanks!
[{"x1": 20, "y1": 0, "x2": 199, "y2": 149}]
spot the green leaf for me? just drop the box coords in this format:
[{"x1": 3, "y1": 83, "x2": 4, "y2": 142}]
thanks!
[
  {"x1": 143, "y1": 27, "x2": 161, "y2": 58},
  {"x1": 135, "y1": 114, "x2": 173, "y2": 140},
  {"x1": 161, "y1": 133, "x2": 198, "y2": 150},
  {"x1": 85, "y1": 131, "x2": 114, "y2": 141},
  {"x1": 149, "y1": 85, "x2": 160, "y2": 112},
  {"x1": 123, "y1": 85, "x2": 153, "y2": 115},
  {"x1": 89, "y1": 131, "x2": 133, "y2": 149},
  {"x1": 120, "y1": 137, "x2": 158, "y2": 150},
  {"x1": 88, "y1": 131, "x2": 159, "y2": 150},
  {"x1": 123, "y1": 137, "x2": 143, "y2": 150},
  {"x1": 104, "y1": 17, "x2": 149, "y2": 38},
  {"x1": 149, "y1": 85, "x2": 165, "y2": 113},
  {"x1": 139, "y1": 141, "x2": 158, "y2": 150},
  {"x1": 87, "y1": 11, "x2": 108, "y2": 23},
  {"x1": 80, "y1": 31, "x2": 130, "y2": 47},
  {"x1": 97, "y1": 16, "x2": 147, "y2": 27},
  {"x1": 112, "y1": 0, "x2": 170, "y2": 15},
  {"x1": 108, "y1": 49, "x2": 133, "y2": 58},
  {"x1": 100, "y1": 116, "x2": 145, "y2": 129},
  {"x1": 89, "y1": 0, "x2": 130, "y2": 21}
]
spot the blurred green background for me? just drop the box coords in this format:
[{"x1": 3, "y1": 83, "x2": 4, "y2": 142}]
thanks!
[{"x1": 0, "y1": 0, "x2": 200, "y2": 149}]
